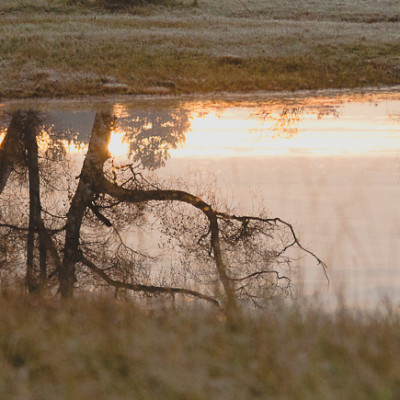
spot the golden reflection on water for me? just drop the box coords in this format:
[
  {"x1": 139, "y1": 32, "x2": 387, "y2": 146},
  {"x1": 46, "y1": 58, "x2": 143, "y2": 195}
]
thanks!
[
  {"x1": 108, "y1": 130, "x2": 130, "y2": 158},
  {"x1": 61, "y1": 140, "x2": 88, "y2": 154},
  {"x1": 2, "y1": 93, "x2": 400, "y2": 160},
  {"x1": 0, "y1": 130, "x2": 6, "y2": 146},
  {"x1": 34, "y1": 129, "x2": 89, "y2": 155},
  {"x1": 170, "y1": 101, "x2": 400, "y2": 158},
  {"x1": 37, "y1": 130, "x2": 51, "y2": 152}
]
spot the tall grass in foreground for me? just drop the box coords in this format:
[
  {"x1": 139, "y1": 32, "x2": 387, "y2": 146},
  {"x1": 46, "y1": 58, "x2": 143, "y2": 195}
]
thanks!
[{"x1": 0, "y1": 293, "x2": 399, "y2": 399}]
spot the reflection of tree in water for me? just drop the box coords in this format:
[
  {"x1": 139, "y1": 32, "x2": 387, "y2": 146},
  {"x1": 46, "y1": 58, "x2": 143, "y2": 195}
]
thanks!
[
  {"x1": 253, "y1": 107, "x2": 304, "y2": 139},
  {"x1": 116, "y1": 109, "x2": 190, "y2": 169},
  {"x1": 0, "y1": 108, "x2": 326, "y2": 318},
  {"x1": 389, "y1": 112, "x2": 400, "y2": 124},
  {"x1": 251, "y1": 103, "x2": 341, "y2": 139},
  {"x1": 314, "y1": 105, "x2": 341, "y2": 120},
  {"x1": 39, "y1": 108, "x2": 191, "y2": 170},
  {"x1": 0, "y1": 110, "x2": 52, "y2": 293},
  {"x1": 0, "y1": 111, "x2": 42, "y2": 192}
]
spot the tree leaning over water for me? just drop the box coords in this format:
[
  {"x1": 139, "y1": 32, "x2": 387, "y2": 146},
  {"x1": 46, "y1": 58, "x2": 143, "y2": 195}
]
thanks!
[{"x1": 0, "y1": 109, "x2": 327, "y2": 314}]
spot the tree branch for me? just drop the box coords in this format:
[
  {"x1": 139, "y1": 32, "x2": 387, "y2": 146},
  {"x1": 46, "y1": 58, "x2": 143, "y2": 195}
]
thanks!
[
  {"x1": 97, "y1": 179, "x2": 238, "y2": 311},
  {"x1": 216, "y1": 212, "x2": 329, "y2": 286},
  {"x1": 88, "y1": 203, "x2": 113, "y2": 227},
  {"x1": 231, "y1": 269, "x2": 291, "y2": 284},
  {"x1": 0, "y1": 222, "x2": 65, "y2": 234},
  {"x1": 80, "y1": 255, "x2": 221, "y2": 308}
]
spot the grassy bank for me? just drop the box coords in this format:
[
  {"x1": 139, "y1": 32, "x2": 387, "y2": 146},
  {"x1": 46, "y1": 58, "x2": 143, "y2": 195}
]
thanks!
[
  {"x1": 0, "y1": 293, "x2": 399, "y2": 399},
  {"x1": 1, "y1": 0, "x2": 400, "y2": 98}
]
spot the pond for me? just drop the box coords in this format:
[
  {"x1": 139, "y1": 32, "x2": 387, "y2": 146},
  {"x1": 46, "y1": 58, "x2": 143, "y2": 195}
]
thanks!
[{"x1": 1, "y1": 88, "x2": 400, "y2": 308}]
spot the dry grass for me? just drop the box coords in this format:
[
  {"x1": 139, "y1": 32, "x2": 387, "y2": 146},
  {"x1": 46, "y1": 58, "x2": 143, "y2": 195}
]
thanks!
[
  {"x1": 1, "y1": 0, "x2": 400, "y2": 97},
  {"x1": 0, "y1": 292, "x2": 399, "y2": 399}
]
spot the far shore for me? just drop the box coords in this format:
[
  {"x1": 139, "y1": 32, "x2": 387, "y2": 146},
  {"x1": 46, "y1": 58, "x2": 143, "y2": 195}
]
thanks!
[{"x1": 1, "y1": 0, "x2": 400, "y2": 99}]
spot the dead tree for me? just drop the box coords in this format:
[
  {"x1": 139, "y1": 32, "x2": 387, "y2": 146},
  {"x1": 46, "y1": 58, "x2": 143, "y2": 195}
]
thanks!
[
  {"x1": 0, "y1": 108, "x2": 327, "y2": 316},
  {"x1": 59, "y1": 111, "x2": 326, "y2": 314},
  {"x1": 0, "y1": 111, "x2": 64, "y2": 293}
]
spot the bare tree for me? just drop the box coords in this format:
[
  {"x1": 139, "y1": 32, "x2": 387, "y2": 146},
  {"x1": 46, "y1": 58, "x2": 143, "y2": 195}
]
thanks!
[{"x1": 0, "y1": 108, "x2": 327, "y2": 317}]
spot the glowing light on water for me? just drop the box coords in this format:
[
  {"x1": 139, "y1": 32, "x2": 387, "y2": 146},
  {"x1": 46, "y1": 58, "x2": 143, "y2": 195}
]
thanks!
[
  {"x1": 37, "y1": 130, "x2": 51, "y2": 152},
  {"x1": 108, "y1": 130, "x2": 130, "y2": 157},
  {"x1": 0, "y1": 130, "x2": 6, "y2": 146},
  {"x1": 170, "y1": 101, "x2": 400, "y2": 158},
  {"x1": 61, "y1": 139, "x2": 88, "y2": 154}
]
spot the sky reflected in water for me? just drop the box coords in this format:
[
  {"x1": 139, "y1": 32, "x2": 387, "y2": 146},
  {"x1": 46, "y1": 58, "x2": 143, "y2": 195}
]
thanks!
[
  {"x1": 170, "y1": 101, "x2": 400, "y2": 158},
  {"x1": 2, "y1": 92, "x2": 400, "y2": 159},
  {"x1": 1, "y1": 90, "x2": 400, "y2": 307}
]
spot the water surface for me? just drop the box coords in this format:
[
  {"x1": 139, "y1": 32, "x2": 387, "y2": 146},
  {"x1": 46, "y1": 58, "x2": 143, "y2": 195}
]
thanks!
[{"x1": 1, "y1": 90, "x2": 400, "y2": 306}]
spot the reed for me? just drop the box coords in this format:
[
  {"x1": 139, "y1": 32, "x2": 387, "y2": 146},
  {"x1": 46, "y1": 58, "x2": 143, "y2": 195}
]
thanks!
[{"x1": 0, "y1": 292, "x2": 399, "y2": 399}]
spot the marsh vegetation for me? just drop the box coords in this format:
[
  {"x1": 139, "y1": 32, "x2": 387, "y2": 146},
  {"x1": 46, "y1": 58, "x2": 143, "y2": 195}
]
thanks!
[
  {"x1": 1, "y1": 0, "x2": 400, "y2": 97},
  {"x1": 1, "y1": 1, "x2": 400, "y2": 397},
  {"x1": 0, "y1": 293, "x2": 399, "y2": 400}
]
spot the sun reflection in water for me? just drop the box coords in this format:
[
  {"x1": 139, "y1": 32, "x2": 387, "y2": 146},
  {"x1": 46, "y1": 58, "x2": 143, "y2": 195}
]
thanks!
[
  {"x1": 108, "y1": 130, "x2": 130, "y2": 158},
  {"x1": 0, "y1": 130, "x2": 6, "y2": 146},
  {"x1": 170, "y1": 103, "x2": 400, "y2": 158}
]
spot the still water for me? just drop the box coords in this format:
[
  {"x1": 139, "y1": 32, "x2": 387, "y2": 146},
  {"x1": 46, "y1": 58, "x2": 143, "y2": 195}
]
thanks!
[{"x1": 1, "y1": 89, "x2": 400, "y2": 307}]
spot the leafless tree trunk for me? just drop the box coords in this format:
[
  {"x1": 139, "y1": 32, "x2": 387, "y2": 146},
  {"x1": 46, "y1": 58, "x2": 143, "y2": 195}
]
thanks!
[
  {"x1": 26, "y1": 113, "x2": 42, "y2": 292},
  {"x1": 0, "y1": 110, "x2": 64, "y2": 294},
  {"x1": 61, "y1": 112, "x2": 114, "y2": 298},
  {"x1": 13, "y1": 111, "x2": 46, "y2": 293},
  {"x1": 58, "y1": 111, "x2": 239, "y2": 311}
]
